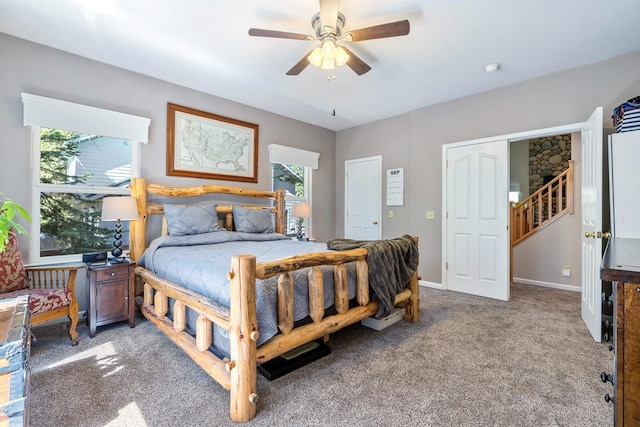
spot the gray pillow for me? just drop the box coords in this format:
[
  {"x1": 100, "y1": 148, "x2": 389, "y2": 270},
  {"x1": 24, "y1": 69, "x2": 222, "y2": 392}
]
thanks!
[
  {"x1": 163, "y1": 203, "x2": 222, "y2": 236},
  {"x1": 232, "y1": 205, "x2": 274, "y2": 233}
]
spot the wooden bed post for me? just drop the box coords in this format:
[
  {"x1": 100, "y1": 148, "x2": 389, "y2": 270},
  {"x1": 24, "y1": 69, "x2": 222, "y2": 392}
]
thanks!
[
  {"x1": 129, "y1": 178, "x2": 148, "y2": 263},
  {"x1": 405, "y1": 271, "x2": 420, "y2": 323},
  {"x1": 405, "y1": 236, "x2": 420, "y2": 323},
  {"x1": 274, "y1": 189, "x2": 285, "y2": 234},
  {"x1": 229, "y1": 254, "x2": 258, "y2": 422}
]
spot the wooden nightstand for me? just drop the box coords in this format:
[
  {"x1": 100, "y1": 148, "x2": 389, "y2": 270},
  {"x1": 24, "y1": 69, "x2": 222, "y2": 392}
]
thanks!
[{"x1": 86, "y1": 261, "x2": 136, "y2": 337}]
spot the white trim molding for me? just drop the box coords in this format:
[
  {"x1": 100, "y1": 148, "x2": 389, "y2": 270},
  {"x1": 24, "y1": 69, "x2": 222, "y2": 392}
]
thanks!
[
  {"x1": 419, "y1": 279, "x2": 443, "y2": 290},
  {"x1": 513, "y1": 277, "x2": 581, "y2": 292},
  {"x1": 22, "y1": 93, "x2": 150, "y2": 143},
  {"x1": 268, "y1": 143, "x2": 320, "y2": 169}
]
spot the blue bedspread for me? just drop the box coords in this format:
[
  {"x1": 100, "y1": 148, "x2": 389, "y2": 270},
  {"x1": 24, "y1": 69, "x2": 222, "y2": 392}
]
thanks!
[{"x1": 138, "y1": 231, "x2": 356, "y2": 348}]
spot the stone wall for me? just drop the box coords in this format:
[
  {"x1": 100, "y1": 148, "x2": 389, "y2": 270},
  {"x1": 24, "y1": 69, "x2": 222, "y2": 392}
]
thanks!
[{"x1": 528, "y1": 134, "x2": 571, "y2": 194}]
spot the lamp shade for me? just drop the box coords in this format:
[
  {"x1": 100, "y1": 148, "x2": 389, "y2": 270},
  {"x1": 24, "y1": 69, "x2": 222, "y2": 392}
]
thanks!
[
  {"x1": 292, "y1": 202, "x2": 310, "y2": 218},
  {"x1": 308, "y1": 47, "x2": 323, "y2": 67},
  {"x1": 334, "y1": 47, "x2": 350, "y2": 66},
  {"x1": 101, "y1": 197, "x2": 139, "y2": 221}
]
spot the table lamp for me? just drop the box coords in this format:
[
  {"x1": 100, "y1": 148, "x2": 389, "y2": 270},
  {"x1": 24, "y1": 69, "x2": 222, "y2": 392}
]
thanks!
[
  {"x1": 101, "y1": 196, "x2": 139, "y2": 261},
  {"x1": 292, "y1": 202, "x2": 310, "y2": 241}
]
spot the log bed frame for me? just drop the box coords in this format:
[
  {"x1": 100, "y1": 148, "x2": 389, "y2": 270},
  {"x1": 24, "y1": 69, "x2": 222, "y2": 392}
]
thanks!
[{"x1": 128, "y1": 177, "x2": 420, "y2": 422}]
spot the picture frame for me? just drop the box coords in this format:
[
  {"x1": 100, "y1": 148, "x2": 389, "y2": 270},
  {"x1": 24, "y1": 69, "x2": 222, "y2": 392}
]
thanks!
[{"x1": 167, "y1": 103, "x2": 259, "y2": 183}]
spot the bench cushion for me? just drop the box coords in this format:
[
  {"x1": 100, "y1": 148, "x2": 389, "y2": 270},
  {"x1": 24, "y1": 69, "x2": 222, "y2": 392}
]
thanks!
[
  {"x1": 0, "y1": 288, "x2": 72, "y2": 316},
  {"x1": 0, "y1": 232, "x2": 29, "y2": 293}
]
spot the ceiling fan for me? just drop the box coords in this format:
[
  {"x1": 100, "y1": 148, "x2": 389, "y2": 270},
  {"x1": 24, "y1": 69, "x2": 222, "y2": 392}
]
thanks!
[{"x1": 248, "y1": 0, "x2": 410, "y2": 76}]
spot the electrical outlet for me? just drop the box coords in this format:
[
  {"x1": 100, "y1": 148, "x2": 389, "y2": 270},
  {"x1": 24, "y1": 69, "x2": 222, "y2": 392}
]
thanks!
[
  {"x1": 562, "y1": 267, "x2": 571, "y2": 277},
  {"x1": 426, "y1": 211, "x2": 435, "y2": 220},
  {"x1": 388, "y1": 210, "x2": 393, "y2": 218}
]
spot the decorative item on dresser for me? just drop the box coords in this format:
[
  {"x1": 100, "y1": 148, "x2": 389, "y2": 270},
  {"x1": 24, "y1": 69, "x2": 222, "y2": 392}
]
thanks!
[
  {"x1": 600, "y1": 238, "x2": 640, "y2": 426},
  {"x1": 86, "y1": 261, "x2": 136, "y2": 338}
]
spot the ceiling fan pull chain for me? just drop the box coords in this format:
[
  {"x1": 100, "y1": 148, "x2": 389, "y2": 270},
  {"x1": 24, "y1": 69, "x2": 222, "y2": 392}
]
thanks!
[{"x1": 330, "y1": 70, "x2": 336, "y2": 116}]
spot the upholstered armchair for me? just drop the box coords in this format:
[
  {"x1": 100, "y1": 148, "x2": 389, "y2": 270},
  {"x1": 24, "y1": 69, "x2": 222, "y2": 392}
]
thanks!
[{"x1": 0, "y1": 232, "x2": 81, "y2": 345}]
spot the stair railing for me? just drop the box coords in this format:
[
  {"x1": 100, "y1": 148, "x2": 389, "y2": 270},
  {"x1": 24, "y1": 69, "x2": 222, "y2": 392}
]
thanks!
[{"x1": 511, "y1": 160, "x2": 574, "y2": 245}]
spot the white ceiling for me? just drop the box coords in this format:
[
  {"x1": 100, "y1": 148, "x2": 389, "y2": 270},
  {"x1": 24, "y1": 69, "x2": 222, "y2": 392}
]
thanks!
[{"x1": 2, "y1": 0, "x2": 640, "y2": 132}]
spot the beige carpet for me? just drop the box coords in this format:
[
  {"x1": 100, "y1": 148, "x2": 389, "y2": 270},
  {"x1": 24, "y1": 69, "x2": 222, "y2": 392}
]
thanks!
[{"x1": 28, "y1": 283, "x2": 613, "y2": 426}]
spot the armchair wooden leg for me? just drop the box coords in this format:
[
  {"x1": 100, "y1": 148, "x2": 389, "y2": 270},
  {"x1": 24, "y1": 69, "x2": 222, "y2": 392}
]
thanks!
[{"x1": 68, "y1": 301, "x2": 79, "y2": 346}]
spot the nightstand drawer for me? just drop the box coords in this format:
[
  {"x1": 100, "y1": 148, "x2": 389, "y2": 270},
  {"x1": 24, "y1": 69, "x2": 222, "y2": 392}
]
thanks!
[{"x1": 96, "y1": 267, "x2": 129, "y2": 281}]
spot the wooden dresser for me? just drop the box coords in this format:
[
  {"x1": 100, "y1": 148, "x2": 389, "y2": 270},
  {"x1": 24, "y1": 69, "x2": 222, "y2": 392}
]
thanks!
[{"x1": 601, "y1": 238, "x2": 640, "y2": 426}]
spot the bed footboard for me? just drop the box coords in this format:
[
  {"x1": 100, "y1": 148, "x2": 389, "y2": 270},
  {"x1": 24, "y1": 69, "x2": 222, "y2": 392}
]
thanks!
[
  {"x1": 254, "y1": 248, "x2": 419, "y2": 363},
  {"x1": 136, "y1": 254, "x2": 261, "y2": 422},
  {"x1": 136, "y1": 250, "x2": 419, "y2": 423}
]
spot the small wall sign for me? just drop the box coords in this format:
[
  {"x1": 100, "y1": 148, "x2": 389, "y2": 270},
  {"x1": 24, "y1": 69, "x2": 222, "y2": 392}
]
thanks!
[{"x1": 386, "y1": 168, "x2": 404, "y2": 206}]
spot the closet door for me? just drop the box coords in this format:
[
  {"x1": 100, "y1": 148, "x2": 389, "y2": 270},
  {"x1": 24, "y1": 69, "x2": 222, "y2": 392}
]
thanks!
[{"x1": 444, "y1": 139, "x2": 509, "y2": 301}]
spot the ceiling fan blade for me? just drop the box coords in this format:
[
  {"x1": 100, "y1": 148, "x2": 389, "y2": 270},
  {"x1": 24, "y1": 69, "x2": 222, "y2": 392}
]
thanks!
[
  {"x1": 286, "y1": 50, "x2": 314, "y2": 75},
  {"x1": 341, "y1": 46, "x2": 371, "y2": 76},
  {"x1": 344, "y1": 20, "x2": 410, "y2": 42},
  {"x1": 249, "y1": 28, "x2": 311, "y2": 40},
  {"x1": 319, "y1": 0, "x2": 340, "y2": 30}
]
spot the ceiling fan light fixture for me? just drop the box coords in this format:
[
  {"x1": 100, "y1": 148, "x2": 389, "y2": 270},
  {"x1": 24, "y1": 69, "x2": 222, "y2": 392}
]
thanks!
[
  {"x1": 308, "y1": 47, "x2": 323, "y2": 67},
  {"x1": 321, "y1": 58, "x2": 335, "y2": 70},
  {"x1": 249, "y1": 8, "x2": 409, "y2": 77},
  {"x1": 334, "y1": 46, "x2": 349, "y2": 66},
  {"x1": 321, "y1": 40, "x2": 336, "y2": 59}
]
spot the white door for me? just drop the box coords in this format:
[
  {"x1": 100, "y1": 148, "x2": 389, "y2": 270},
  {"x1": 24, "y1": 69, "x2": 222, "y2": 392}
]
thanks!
[
  {"x1": 345, "y1": 156, "x2": 381, "y2": 240},
  {"x1": 445, "y1": 140, "x2": 510, "y2": 300},
  {"x1": 581, "y1": 107, "x2": 604, "y2": 342}
]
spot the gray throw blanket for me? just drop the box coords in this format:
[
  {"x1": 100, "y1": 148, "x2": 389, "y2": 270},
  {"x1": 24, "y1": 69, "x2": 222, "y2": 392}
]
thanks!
[{"x1": 326, "y1": 235, "x2": 419, "y2": 317}]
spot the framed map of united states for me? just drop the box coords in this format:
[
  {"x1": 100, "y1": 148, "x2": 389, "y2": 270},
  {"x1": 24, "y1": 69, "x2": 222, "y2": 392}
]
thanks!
[{"x1": 167, "y1": 103, "x2": 259, "y2": 183}]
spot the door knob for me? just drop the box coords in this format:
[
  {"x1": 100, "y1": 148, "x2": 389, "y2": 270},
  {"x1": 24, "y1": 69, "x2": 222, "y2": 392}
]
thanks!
[
  {"x1": 602, "y1": 231, "x2": 612, "y2": 239},
  {"x1": 585, "y1": 231, "x2": 596, "y2": 238},
  {"x1": 373, "y1": 221, "x2": 378, "y2": 225}
]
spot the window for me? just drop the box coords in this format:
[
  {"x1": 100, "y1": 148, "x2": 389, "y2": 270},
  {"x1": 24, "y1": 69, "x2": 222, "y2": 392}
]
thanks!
[
  {"x1": 272, "y1": 163, "x2": 311, "y2": 237},
  {"x1": 22, "y1": 93, "x2": 149, "y2": 264},
  {"x1": 268, "y1": 144, "x2": 319, "y2": 239},
  {"x1": 34, "y1": 129, "x2": 136, "y2": 261}
]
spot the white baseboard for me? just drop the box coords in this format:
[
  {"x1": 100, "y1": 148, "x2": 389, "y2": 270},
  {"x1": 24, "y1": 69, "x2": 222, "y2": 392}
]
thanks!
[
  {"x1": 418, "y1": 278, "x2": 579, "y2": 293},
  {"x1": 419, "y1": 280, "x2": 443, "y2": 290},
  {"x1": 513, "y1": 277, "x2": 581, "y2": 292}
]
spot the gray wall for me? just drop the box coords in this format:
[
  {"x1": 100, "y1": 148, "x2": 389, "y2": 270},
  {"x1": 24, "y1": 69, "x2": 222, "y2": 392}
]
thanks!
[
  {"x1": 336, "y1": 51, "x2": 640, "y2": 284},
  {"x1": 0, "y1": 34, "x2": 336, "y2": 310},
  {"x1": 510, "y1": 139, "x2": 529, "y2": 200}
]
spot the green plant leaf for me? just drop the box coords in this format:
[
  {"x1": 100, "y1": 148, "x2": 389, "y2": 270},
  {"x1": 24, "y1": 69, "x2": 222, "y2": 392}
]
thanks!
[{"x1": 0, "y1": 194, "x2": 32, "y2": 252}]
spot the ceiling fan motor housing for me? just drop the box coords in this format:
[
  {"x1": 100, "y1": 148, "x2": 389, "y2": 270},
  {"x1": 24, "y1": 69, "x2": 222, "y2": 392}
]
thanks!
[{"x1": 311, "y1": 11, "x2": 346, "y2": 40}]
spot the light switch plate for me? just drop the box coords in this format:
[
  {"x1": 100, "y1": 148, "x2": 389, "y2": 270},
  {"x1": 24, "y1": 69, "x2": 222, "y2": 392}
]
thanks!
[{"x1": 426, "y1": 211, "x2": 435, "y2": 220}]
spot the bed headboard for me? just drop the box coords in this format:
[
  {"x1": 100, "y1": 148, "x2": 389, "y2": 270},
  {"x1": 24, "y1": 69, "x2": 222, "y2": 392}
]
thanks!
[{"x1": 129, "y1": 178, "x2": 286, "y2": 262}]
